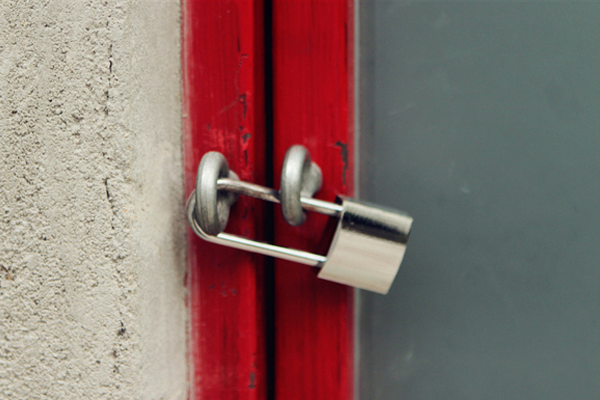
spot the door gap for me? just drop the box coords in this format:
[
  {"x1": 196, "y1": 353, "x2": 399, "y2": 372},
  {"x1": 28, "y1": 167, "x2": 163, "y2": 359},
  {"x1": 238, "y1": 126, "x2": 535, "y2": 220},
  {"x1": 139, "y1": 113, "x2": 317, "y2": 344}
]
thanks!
[{"x1": 264, "y1": 0, "x2": 275, "y2": 399}]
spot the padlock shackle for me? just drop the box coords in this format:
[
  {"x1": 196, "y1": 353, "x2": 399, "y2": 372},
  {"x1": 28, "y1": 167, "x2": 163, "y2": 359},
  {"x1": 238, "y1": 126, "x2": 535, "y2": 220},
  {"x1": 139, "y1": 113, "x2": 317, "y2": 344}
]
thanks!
[
  {"x1": 186, "y1": 192, "x2": 327, "y2": 267},
  {"x1": 216, "y1": 178, "x2": 342, "y2": 217}
]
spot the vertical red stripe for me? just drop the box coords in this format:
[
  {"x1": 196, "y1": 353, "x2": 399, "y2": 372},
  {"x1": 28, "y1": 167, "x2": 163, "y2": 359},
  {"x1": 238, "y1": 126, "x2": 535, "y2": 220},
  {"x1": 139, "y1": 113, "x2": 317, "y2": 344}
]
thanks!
[
  {"x1": 272, "y1": 1, "x2": 355, "y2": 399},
  {"x1": 182, "y1": 1, "x2": 267, "y2": 399}
]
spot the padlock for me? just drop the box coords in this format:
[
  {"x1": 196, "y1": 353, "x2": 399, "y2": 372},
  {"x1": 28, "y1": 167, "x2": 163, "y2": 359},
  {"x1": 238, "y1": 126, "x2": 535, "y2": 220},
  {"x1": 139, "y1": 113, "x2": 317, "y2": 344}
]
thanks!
[
  {"x1": 317, "y1": 197, "x2": 412, "y2": 294},
  {"x1": 186, "y1": 147, "x2": 413, "y2": 294}
]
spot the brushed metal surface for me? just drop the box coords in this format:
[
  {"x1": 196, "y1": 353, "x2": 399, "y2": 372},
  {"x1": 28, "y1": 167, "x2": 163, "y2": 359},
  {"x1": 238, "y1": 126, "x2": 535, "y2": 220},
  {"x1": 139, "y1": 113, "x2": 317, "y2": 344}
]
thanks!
[{"x1": 319, "y1": 198, "x2": 413, "y2": 294}]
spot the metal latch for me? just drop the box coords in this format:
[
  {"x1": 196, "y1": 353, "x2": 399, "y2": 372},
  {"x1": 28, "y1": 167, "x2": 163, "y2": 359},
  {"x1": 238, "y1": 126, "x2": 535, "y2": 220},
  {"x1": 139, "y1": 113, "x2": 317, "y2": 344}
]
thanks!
[{"x1": 186, "y1": 145, "x2": 413, "y2": 294}]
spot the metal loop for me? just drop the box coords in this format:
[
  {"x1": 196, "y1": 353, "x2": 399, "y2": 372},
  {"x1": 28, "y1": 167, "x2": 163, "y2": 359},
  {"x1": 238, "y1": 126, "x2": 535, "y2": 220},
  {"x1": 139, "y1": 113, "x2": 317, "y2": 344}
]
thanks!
[
  {"x1": 194, "y1": 152, "x2": 239, "y2": 235},
  {"x1": 280, "y1": 145, "x2": 323, "y2": 226}
]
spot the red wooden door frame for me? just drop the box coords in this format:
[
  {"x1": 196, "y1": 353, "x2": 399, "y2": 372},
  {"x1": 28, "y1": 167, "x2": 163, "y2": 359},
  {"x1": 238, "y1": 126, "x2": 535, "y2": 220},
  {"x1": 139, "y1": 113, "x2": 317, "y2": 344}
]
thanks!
[
  {"x1": 182, "y1": 0, "x2": 354, "y2": 398},
  {"x1": 272, "y1": 1, "x2": 354, "y2": 399},
  {"x1": 182, "y1": 1, "x2": 268, "y2": 399}
]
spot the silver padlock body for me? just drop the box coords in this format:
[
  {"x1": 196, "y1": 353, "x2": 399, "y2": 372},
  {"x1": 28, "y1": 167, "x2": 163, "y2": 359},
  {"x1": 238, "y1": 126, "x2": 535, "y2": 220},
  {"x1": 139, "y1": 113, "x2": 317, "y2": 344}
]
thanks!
[{"x1": 318, "y1": 197, "x2": 413, "y2": 294}]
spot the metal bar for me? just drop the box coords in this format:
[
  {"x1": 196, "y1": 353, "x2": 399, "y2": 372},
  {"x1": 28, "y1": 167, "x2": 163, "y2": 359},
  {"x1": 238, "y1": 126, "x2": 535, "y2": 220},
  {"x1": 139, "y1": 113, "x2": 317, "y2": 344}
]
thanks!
[
  {"x1": 217, "y1": 178, "x2": 280, "y2": 203},
  {"x1": 217, "y1": 178, "x2": 343, "y2": 217},
  {"x1": 301, "y1": 198, "x2": 343, "y2": 216}
]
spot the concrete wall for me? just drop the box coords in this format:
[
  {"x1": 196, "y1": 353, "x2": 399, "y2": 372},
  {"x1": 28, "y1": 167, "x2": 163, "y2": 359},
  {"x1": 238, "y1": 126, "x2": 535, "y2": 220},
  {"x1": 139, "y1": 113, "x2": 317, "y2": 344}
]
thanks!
[{"x1": 0, "y1": 1, "x2": 187, "y2": 398}]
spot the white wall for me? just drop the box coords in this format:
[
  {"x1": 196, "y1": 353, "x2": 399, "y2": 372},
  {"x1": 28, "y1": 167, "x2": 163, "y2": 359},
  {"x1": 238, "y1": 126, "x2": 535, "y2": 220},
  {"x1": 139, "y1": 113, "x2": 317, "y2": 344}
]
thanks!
[{"x1": 0, "y1": 1, "x2": 187, "y2": 398}]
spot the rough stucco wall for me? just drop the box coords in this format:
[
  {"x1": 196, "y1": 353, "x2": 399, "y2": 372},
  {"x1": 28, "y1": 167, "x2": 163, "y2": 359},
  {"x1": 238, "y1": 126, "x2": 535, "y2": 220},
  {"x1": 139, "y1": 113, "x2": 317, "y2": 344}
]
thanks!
[{"x1": 0, "y1": 1, "x2": 186, "y2": 398}]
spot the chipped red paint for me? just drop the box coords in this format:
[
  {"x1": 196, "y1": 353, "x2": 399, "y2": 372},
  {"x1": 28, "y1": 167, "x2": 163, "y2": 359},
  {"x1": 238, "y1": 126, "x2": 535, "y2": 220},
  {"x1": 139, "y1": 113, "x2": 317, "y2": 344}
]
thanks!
[
  {"x1": 272, "y1": 1, "x2": 355, "y2": 400},
  {"x1": 182, "y1": 1, "x2": 267, "y2": 399}
]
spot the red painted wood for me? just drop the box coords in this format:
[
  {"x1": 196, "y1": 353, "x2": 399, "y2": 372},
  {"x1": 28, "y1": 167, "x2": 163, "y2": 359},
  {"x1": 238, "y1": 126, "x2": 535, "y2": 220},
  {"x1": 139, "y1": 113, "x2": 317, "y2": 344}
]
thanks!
[
  {"x1": 182, "y1": 1, "x2": 267, "y2": 399},
  {"x1": 272, "y1": 1, "x2": 355, "y2": 399}
]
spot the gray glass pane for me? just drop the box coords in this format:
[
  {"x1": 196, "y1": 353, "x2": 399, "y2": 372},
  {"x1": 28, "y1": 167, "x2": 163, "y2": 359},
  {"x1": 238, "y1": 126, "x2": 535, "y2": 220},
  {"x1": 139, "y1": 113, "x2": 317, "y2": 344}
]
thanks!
[{"x1": 358, "y1": 2, "x2": 600, "y2": 400}]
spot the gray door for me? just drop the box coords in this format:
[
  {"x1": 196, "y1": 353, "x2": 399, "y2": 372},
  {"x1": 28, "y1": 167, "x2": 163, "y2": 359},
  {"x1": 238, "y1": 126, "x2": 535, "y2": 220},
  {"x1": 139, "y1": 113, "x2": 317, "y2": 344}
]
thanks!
[{"x1": 358, "y1": 2, "x2": 600, "y2": 399}]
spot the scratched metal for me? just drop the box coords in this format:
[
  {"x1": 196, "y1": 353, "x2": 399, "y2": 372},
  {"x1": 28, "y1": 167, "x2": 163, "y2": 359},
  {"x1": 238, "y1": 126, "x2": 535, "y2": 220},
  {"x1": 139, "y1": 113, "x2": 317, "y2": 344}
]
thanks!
[{"x1": 358, "y1": 2, "x2": 600, "y2": 399}]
